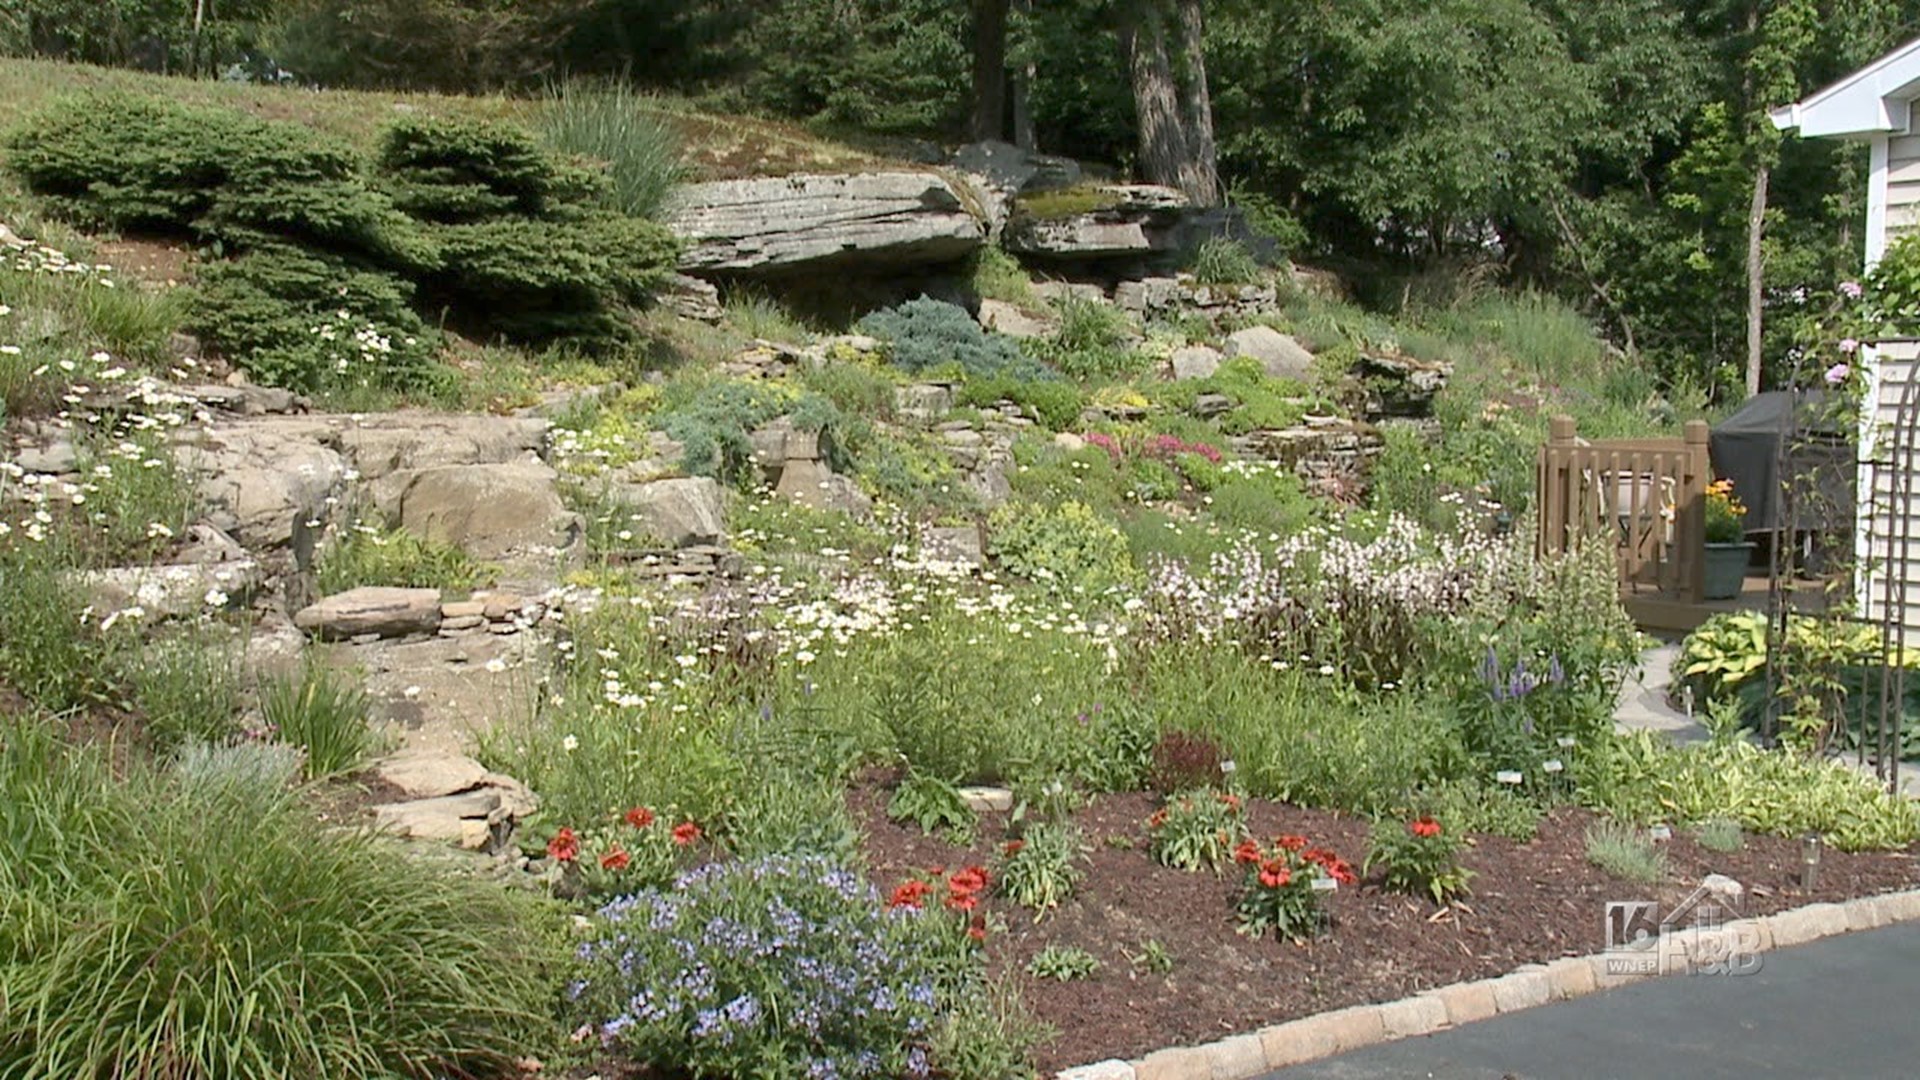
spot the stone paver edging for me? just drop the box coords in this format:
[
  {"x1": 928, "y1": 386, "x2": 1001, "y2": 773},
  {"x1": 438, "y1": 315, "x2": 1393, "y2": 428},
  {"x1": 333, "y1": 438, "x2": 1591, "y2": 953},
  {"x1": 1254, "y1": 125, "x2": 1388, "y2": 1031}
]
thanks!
[{"x1": 1056, "y1": 889, "x2": 1920, "y2": 1080}]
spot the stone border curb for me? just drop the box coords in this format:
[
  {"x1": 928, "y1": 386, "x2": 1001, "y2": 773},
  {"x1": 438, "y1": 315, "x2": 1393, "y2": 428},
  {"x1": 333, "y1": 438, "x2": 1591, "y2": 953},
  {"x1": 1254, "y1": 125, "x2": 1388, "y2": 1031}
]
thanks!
[{"x1": 1055, "y1": 889, "x2": 1920, "y2": 1080}]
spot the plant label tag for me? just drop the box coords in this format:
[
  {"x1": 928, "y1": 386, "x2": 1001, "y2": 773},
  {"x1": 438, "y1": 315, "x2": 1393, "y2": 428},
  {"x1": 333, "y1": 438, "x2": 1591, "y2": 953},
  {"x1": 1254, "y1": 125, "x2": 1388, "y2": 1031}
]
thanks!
[{"x1": 1310, "y1": 876, "x2": 1338, "y2": 893}]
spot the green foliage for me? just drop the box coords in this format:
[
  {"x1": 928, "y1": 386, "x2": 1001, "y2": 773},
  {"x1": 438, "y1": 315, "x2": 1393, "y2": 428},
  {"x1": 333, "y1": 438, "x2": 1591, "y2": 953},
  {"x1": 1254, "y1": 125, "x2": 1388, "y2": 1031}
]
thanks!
[
  {"x1": 654, "y1": 376, "x2": 832, "y2": 482},
  {"x1": 1233, "y1": 836, "x2": 1343, "y2": 943},
  {"x1": 1583, "y1": 819, "x2": 1668, "y2": 883},
  {"x1": 1127, "y1": 939, "x2": 1176, "y2": 975},
  {"x1": 987, "y1": 499, "x2": 1136, "y2": 595},
  {"x1": 257, "y1": 662, "x2": 376, "y2": 781},
  {"x1": 996, "y1": 821, "x2": 1085, "y2": 915},
  {"x1": 536, "y1": 77, "x2": 686, "y2": 219},
  {"x1": 727, "y1": 290, "x2": 818, "y2": 343},
  {"x1": 0, "y1": 254, "x2": 182, "y2": 418},
  {"x1": 888, "y1": 769, "x2": 978, "y2": 840},
  {"x1": 859, "y1": 297, "x2": 1050, "y2": 381},
  {"x1": 1365, "y1": 815, "x2": 1474, "y2": 906},
  {"x1": 1417, "y1": 778, "x2": 1542, "y2": 842},
  {"x1": 1160, "y1": 355, "x2": 1311, "y2": 435},
  {"x1": 1678, "y1": 612, "x2": 1770, "y2": 704},
  {"x1": 1576, "y1": 731, "x2": 1920, "y2": 852},
  {"x1": 264, "y1": 0, "x2": 581, "y2": 92},
  {"x1": 1025, "y1": 945, "x2": 1101, "y2": 982},
  {"x1": 1694, "y1": 817, "x2": 1746, "y2": 853},
  {"x1": 1145, "y1": 788, "x2": 1247, "y2": 873},
  {"x1": 64, "y1": 425, "x2": 200, "y2": 568},
  {"x1": 1037, "y1": 294, "x2": 1142, "y2": 382},
  {"x1": 131, "y1": 633, "x2": 244, "y2": 752},
  {"x1": 379, "y1": 114, "x2": 679, "y2": 348},
  {"x1": 726, "y1": 770, "x2": 863, "y2": 862},
  {"x1": 189, "y1": 244, "x2": 443, "y2": 395},
  {"x1": 968, "y1": 246, "x2": 1037, "y2": 306},
  {"x1": 0, "y1": 729, "x2": 558, "y2": 1079},
  {"x1": 1188, "y1": 236, "x2": 1262, "y2": 286},
  {"x1": 0, "y1": 547, "x2": 119, "y2": 713},
  {"x1": 316, "y1": 518, "x2": 485, "y2": 594},
  {"x1": 955, "y1": 374, "x2": 1086, "y2": 431}
]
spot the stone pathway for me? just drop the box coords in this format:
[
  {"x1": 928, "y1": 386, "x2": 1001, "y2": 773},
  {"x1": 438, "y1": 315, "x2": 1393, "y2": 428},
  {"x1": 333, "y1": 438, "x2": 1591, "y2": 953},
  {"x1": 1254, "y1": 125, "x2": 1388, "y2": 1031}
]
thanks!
[{"x1": 1612, "y1": 641, "x2": 1705, "y2": 743}]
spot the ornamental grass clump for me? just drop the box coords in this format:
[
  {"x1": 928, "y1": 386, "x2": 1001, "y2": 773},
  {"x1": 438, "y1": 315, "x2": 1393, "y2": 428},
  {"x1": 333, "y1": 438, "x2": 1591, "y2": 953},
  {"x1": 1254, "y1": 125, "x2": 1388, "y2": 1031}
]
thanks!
[
  {"x1": 0, "y1": 725, "x2": 558, "y2": 1079},
  {"x1": 1365, "y1": 815, "x2": 1475, "y2": 905},
  {"x1": 572, "y1": 854, "x2": 964, "y2": 1080}
]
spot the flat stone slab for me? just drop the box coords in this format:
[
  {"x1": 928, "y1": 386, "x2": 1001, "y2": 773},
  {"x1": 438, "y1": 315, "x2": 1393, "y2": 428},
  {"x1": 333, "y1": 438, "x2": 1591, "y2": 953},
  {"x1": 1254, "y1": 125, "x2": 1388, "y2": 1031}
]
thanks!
[{"x1": 295, "y1": 586, "x2": 442, "y2": 640}]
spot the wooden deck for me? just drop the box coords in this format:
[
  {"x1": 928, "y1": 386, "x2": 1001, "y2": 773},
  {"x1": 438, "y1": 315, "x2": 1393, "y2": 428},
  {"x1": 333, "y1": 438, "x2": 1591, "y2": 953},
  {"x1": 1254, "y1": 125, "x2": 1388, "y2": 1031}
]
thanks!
[{"x1": 1623, "y1": 574, "x2": 1840, "y2": 634}]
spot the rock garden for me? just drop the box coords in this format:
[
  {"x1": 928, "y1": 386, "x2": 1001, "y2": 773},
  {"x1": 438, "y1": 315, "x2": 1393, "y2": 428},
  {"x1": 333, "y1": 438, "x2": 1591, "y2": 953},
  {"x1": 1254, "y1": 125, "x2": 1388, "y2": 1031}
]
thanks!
[{"x1": 3, "y1": 58, "x2": 1919, "y2": 1080}]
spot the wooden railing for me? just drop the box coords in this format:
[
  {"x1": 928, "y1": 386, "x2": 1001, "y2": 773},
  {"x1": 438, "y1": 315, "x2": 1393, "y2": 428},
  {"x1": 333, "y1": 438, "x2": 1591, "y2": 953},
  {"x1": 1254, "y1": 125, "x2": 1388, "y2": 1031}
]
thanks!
[{"x1": 1536, "y1": 415, "x2": 1710, "y2": 604}]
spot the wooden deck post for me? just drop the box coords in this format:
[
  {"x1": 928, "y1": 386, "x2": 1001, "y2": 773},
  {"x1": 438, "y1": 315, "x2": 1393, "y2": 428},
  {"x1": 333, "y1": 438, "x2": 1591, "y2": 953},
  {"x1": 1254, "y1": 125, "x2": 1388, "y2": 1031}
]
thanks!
[
  {"x1": 1538, "y1": 415, "x2": 1578, "y2": 557},
  {"x1": 1678, "y1": 419, "x2": 1711, "y2": 603}
]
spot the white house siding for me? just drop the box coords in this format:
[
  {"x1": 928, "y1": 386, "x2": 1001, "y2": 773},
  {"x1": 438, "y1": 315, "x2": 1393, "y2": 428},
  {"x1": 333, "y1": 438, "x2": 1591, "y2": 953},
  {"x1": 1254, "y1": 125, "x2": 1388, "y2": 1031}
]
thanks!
[{"x1": 1887, "y1": 103, "x2": 1920, "y2": 246}]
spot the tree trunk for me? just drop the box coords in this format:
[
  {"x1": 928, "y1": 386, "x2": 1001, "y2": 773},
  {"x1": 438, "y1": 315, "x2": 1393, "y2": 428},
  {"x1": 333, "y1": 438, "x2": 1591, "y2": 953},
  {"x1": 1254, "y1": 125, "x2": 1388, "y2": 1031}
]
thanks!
[
  {"x1": 970, "y1": 0, "x2": 1011, "y2": 142},
  {"x1": 1011, "y1": 0, "x2": 1036, "y2": 150},
  {"x1": 1119, "y1": 0, "x2": 1189, "y2": 196},
  {"x1": 1745, "y1": 161, "x2": 1769, "y2": 398},
  {"x1": 1173, "y1": 0, "x2": 1219, "y2": 206}
]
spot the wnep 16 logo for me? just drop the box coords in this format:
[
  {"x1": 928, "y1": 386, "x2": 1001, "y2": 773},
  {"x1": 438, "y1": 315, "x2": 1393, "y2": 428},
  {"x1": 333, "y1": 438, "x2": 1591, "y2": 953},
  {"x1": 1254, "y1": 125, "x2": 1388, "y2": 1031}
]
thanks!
[{"x1": 1604, "y1": 876, "x2": 1763, "y2": 977}]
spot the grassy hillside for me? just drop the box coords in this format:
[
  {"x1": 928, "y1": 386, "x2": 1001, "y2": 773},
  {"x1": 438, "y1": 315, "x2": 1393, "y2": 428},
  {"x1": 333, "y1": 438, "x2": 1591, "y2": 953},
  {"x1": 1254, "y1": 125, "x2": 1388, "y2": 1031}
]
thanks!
[{"x1": 0, "y1": 57, "x2": 890, "y2": 182}]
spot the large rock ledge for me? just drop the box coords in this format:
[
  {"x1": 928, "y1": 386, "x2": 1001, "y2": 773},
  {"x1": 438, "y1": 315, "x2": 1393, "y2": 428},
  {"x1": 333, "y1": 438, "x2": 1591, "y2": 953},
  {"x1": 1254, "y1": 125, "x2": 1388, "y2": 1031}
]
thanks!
[{"x1": 664, "y1": 171, "x2": 986, "y2": 274}]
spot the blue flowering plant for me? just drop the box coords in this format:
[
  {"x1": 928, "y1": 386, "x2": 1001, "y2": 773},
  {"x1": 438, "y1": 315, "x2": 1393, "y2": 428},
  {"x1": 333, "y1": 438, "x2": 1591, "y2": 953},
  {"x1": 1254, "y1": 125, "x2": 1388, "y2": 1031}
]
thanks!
[
  {"x1": 1457, "y1": 648, "x2": 1586, "y2": 782},
  {"x1": 569, "y1": 854, "x2": 975, "y2": 1080}
]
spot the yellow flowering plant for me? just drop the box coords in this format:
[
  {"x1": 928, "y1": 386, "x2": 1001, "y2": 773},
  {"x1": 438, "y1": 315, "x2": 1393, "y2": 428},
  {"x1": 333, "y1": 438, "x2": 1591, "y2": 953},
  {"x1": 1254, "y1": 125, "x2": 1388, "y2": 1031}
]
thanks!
[{"x1": 1705, "y1": 479, "x2": 1748, "y2": 544}]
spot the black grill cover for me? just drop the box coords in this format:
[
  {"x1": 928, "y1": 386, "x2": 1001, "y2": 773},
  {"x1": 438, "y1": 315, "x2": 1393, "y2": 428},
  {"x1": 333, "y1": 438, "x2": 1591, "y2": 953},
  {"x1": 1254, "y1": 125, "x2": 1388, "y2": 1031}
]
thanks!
[{"x1": 1708, "y1": 390, "x2": 1853, "y2": 533}]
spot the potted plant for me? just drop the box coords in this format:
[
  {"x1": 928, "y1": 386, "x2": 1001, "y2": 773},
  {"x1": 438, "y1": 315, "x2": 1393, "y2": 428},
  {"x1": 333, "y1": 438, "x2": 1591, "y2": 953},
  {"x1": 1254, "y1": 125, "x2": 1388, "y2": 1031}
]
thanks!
[{"x1": 1703, "y1": 479, "x2": 1753, "y2": 600}]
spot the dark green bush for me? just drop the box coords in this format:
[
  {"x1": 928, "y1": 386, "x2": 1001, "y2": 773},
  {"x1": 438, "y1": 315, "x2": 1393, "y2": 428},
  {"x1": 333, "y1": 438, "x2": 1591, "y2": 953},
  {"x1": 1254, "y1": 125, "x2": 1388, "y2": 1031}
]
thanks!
[
  {"x1": 6, "y1": 97, "x2": 679, "y2": 388},
  {"x1": 6, "y1": 93, "x2": 414, "y2": 261},
  {"x1": 377, "y1": 115, "x2": 679, "y2": 348},
  {"x1": 859, "y1": 297, "x2": 1050, "y2": 381},
  {"x1": 955, "y1": 374, "x2": 1086, "y2": 431}
]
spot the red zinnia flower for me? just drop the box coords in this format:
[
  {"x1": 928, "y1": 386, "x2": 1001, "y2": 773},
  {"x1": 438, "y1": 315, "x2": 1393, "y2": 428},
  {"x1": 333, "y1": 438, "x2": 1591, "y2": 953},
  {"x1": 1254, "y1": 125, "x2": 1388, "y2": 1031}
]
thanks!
[
  {"x1": 547, "y1": 827, "x2": 580, "y2": 863},
  {"x1": 624, "y1": 806, "x2": 656, "y2": 829},
  {"x1": 671, "y1": 821, "x2": 702, "y2": 846},
  {"x1": 1411, "y1": 817, "x2": 1442, "y2": 839},
  {"x1": 1276, "y1": 834, "x2": 1308, "y2": 852},
  {"x1": 600, "y1": 846, "x2": 631, "y2": 871},
  {"x1": 1232, "y1": 839, "x2": 1261, "y2": 865}
]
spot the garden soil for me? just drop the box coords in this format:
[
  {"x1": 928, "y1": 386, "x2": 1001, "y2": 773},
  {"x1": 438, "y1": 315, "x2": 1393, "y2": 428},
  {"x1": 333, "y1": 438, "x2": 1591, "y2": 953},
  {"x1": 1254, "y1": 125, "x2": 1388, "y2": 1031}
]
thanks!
[{"x1": 848, "y1": 782, "x2": 1920, "y2": 1072}]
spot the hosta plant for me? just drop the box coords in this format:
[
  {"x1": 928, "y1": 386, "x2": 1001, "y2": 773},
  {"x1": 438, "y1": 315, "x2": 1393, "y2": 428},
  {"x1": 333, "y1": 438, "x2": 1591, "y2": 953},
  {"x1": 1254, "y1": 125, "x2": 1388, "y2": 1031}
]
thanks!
[
  {"x1": 1146, "y1": 788, "x2": 1247, "y2": 873},
  {"x1": 1231, "y1": 834, "x2": 1355, "y2": 942},
  {"x1": 1365, "y1": 815, "x2": 1475, "y2": 906}
]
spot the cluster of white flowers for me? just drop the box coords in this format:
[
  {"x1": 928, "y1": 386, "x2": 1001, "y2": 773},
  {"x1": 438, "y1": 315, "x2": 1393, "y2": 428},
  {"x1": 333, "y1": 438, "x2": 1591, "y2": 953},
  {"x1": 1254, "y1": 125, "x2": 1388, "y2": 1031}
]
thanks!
[{"x1": 307, "y1": 309, "x2": 412, "y2": 377}]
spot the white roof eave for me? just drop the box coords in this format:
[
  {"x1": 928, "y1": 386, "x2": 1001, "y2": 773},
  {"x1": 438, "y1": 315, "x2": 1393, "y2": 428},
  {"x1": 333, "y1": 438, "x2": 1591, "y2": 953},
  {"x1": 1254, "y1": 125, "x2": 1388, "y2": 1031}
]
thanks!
[{"x1": 1774, "y1": 37, "x2": 1920, "y2": 138}]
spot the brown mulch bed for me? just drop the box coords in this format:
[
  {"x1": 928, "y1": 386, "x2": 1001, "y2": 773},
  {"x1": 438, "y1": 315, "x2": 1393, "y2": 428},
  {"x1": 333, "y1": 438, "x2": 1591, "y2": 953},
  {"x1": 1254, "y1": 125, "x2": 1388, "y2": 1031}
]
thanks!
[{"x1": 849, "y1": 780, "x2": 1920, "y2": 1073}]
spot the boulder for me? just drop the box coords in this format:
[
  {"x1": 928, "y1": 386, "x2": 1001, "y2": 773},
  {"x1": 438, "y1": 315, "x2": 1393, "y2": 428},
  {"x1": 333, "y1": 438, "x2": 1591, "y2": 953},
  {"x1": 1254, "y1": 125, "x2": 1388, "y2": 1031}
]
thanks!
[
  {"x1": 922, "y1": 525, "x2": 985, "y2": 567},
  {"x1": 894, "y1": 383, "x2": 954, "y2": 421},
  {"x1": 660, "y1": 272, "x2": 723, "y2": 323},
  {"x1": 175, "y1": 417, "x2": 345, "y2": 549},
  {"x1": 665, "y1": 172, "x2": 986, "y2": 274},
  {"x1": 13, "y1": 438, "x2": 76, "y2": 474},
  {"x1": 173, "y1": 522, "x2": 246, "y2": 564},
  {"x1": 625, "y1": 477, "x2": 727, "y2": 547},
  {"x1": 1169, "y1": 344, "x2": 1223, "y2": 381},
  {"x1": 976, "y1": 298, "x2": 1056, "y2": 339},
  {"x1": 775, "y1": 459, "x2": 875, "y2": 518},
  {"x1": 295, "y1": 586, "x2": 443, "y2": 640},
  {"x1": 376, "y1": 461, "x2": 573, "y2": 560},
  {"x1": 1003, "y1": 185, "x2": 1191, "y2": 260},
  {"x1": 77, "y1": 559, "x2": 261, "y2": 618},
  {"x1": 369, "y1": 790, "x2": 503, "y2": 849},
  {"x1": 1114, "y1": 276, "x2": 1182, "y2": 313},
  {"x1": 337, "y1": 414, "x2": 548, "y2": 482},
  {"x1": 1226, "y1": 325, "x2": 1316, "y2": 381},
  {"x1": 1355, "y1": 352, "x2": 1452, "y2": 417}
]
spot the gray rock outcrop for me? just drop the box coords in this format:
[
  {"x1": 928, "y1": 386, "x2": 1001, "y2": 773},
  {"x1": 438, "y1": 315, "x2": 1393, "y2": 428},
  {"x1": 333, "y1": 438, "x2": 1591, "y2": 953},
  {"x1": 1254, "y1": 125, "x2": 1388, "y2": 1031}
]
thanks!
[{"x1": 665, "y1": 172, "x2": 986, "y2": 274}]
